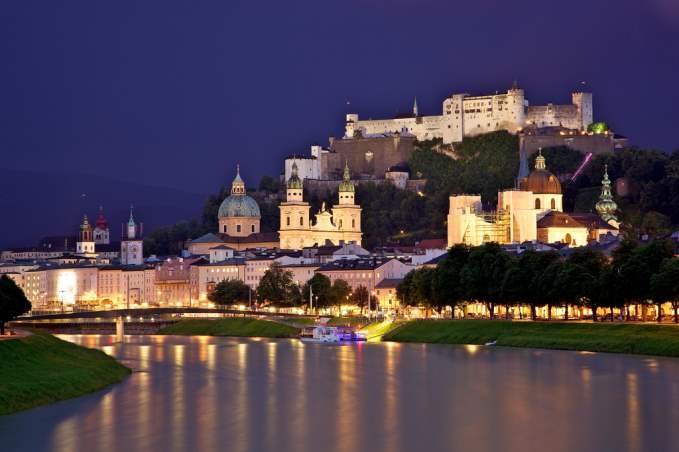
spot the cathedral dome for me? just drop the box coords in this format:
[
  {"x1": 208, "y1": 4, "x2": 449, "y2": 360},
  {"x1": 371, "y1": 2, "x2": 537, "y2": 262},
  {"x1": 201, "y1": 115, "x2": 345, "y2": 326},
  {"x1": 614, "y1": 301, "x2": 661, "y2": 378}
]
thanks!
[
  {"x1": 218, "y1": 165, "x2": 261, "y2": 219},
  {"x1": 218, "y1": 195, "x2": 261, "y2": 218},
  {"x1": 519, "y1": 151, "x2": 562, "y2": 195}
]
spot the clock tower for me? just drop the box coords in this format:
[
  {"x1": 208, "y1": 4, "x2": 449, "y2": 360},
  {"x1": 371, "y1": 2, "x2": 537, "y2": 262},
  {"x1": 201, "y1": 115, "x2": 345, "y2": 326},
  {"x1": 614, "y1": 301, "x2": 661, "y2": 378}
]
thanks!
[{"x1": 121, "y1": 206, "x2": 143, "y2": 265}]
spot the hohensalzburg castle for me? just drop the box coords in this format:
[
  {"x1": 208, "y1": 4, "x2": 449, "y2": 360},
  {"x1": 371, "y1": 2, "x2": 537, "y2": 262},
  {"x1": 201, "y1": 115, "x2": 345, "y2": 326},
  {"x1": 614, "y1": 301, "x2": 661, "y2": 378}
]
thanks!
[{"x1": 345, "y1": 84, "x2": 593, "y2": 144}]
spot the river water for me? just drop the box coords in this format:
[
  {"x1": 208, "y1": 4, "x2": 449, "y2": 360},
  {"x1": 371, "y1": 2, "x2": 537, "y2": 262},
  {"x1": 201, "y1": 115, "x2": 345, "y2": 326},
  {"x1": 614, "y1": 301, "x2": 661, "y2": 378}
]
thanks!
[{"x1": 1, "y1": 335, "x2": 679, "y2": 452}]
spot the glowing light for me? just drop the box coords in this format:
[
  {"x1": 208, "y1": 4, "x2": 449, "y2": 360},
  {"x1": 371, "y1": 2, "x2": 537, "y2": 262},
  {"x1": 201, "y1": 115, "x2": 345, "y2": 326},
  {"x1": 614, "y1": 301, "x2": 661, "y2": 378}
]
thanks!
[{"x1": 56, "y1": 271, "x2": 77, "y2": 305}]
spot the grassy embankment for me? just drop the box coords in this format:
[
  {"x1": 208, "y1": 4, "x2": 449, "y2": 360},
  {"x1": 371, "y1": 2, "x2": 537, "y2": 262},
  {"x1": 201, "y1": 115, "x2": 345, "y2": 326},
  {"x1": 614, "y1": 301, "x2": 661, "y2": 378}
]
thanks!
[
  {"x1": 0, "y1": 333, "x2": 131, "y2": 416},
  {"x1": 383, "y1": 320, "x2": 679, "y2": 357},
  {"x1": 158, "y1": 318, "x2": 299, "y2": 338}
]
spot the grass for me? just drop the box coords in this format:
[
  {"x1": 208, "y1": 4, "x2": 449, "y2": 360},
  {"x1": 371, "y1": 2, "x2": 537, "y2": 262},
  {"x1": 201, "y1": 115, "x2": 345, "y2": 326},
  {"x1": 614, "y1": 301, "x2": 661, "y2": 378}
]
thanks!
[
  {"x1": 0, "y1": 332, "x2": 131, "y2": 416},
  {"x1": 383, "y1": 320, "x2": 679, "y2": 357},
  {"x1": 157, "y1": 318, "x2": 300, "y2": 338}
]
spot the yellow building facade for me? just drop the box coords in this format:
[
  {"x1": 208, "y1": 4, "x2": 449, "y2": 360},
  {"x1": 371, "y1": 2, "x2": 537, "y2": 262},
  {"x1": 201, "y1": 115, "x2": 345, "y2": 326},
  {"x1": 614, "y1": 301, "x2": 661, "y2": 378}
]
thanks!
[{"x1": 279, "y1": 163, "x2": 362, "y2": 250}]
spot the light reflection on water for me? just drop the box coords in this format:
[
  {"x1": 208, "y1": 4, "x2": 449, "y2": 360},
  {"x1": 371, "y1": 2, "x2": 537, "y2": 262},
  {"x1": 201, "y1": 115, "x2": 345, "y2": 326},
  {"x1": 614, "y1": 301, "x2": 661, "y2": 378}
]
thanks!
[{"x1": 0, "y1": 335, "x2": 678, "y2": 452}]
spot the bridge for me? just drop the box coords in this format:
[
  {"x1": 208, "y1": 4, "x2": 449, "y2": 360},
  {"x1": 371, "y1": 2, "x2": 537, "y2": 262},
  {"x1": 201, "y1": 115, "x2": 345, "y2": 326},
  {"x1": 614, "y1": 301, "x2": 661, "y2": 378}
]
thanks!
[{"x1": 11, "y1": 307, "x2": 312, "y2": 338}]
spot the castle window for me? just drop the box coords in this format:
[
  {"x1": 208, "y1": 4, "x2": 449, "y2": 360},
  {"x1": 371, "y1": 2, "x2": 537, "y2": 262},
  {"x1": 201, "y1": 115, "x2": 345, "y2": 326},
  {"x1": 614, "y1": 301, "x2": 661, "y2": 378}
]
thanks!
[
  {"x1": 535, "y1": 199, "x2": 541, "y2": 209},
  {"x1": 551, "y1": 198, "x2": 556, "y2": 210}
]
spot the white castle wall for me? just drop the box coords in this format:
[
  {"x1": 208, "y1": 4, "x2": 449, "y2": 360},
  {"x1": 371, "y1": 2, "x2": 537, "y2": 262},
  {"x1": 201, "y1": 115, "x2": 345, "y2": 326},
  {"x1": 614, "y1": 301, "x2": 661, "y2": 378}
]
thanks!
[{"x1": 347, "y1": 88, "x2": 592, "y2": 144}]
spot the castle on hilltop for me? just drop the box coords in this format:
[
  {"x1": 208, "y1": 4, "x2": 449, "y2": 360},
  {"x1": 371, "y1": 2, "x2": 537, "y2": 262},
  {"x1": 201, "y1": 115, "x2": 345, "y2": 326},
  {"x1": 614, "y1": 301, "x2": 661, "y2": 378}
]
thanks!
[{"x1": 345, "y1": 84, "x2": 593, "y2": 144}]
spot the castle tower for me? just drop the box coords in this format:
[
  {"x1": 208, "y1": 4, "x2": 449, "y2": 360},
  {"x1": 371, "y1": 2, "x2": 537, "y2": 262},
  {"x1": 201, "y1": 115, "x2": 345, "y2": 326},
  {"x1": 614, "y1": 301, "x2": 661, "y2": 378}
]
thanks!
[
  {"x1": 332, "y1": 163, "x2": 362, "y2": 243},
  {"x1": 279, "y1": 163, "x2": 311, "y2": 249},
  {"x1": 93, "y1": 206, "x2": 110, "y2": 245},
  {"x1": 506, "y1": 82, "x2": 526, "y2": 131},
  {"x1": 76, "y1": 214, "x2": 95, "y2": 254},
  {"x1": 121, "y1": 206, "x2": 143, "y2": 265},
  {"x1": 572, "y1": 92, "x2": 593, "y2": 130},
  {"x1": 595, "y1": 165, "x2": 618, "y2": 224},
  {"x1": 217, "y1": 165, "x2": 261, "y2": 236}
]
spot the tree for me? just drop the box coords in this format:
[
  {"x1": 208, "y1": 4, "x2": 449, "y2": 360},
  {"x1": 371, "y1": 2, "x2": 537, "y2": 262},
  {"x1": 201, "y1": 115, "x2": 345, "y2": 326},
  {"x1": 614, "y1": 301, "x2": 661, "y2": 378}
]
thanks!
[
  {"x1": 650, "y1": 258, "x2": 679, "y2": 323},
  {"x1": 256, "y1": 264, "x2": 299, "y2": 307},
  {"x1": 302, "y1": 274, "x2": 332, "y2": 310},
  {"x1": 351, "y1": 285, "x2": 371, "y2": 314},
  {"x1": 432, "y1": 244, "x2": 470, "y2": 316},
  {"x1": 329, "y1": 279, "x2": 352, "y2": 312},
  {"x1": 461, "y1": 243, "x2": 512, "y2": 319},
  {"x1": 0, "y1": 275, "x2": 31, "y2": 335},
  {"x1": 208, "y1": 279, "x2": 251, "y2": 307}
]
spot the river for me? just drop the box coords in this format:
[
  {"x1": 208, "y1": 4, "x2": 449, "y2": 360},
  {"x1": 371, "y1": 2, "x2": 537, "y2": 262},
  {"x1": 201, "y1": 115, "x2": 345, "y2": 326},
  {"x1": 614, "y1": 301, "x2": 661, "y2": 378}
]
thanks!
[{"x1": 1, "y1": 335, "x2": 679, "y2": 452}]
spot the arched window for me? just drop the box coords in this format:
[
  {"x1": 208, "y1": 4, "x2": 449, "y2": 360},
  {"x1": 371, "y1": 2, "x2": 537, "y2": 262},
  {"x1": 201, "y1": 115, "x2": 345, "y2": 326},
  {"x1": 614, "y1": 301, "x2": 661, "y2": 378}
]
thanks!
[
  {"x1": 551, "y1": 198, "x2": 556, "y2": 210},
  {"x1": 286, "y1": 216, "x2": 290, "y2": 226},
  {"x1": 535, "y1": 198, "x2": 541, "y2": 209}
]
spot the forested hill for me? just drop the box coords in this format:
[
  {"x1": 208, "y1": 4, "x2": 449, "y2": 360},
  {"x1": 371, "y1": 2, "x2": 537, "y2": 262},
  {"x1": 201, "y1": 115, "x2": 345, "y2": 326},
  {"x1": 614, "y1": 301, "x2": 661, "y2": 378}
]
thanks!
[{"x1": 143, "y1": 131, "x2": 679, "y2": 254}]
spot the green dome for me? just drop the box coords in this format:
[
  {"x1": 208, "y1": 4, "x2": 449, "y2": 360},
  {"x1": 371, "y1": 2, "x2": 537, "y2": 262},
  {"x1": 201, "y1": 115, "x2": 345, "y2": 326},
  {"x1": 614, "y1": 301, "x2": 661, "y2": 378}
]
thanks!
[{"x1": 218, "y1": 194, "x2": 261, "y2": 218}]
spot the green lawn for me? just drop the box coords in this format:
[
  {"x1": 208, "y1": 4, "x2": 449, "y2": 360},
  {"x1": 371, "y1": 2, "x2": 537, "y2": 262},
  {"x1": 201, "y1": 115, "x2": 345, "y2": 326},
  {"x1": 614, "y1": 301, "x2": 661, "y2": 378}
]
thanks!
[
  {"x1": 157, "y1": 318, "x2": 300, "y2": 338},
  {"x1": 0, "y1": 333, "x2": 131, "y2": 416},
  {"x1": 383, "y1": 320, "x2": 679, "y2": 357}
]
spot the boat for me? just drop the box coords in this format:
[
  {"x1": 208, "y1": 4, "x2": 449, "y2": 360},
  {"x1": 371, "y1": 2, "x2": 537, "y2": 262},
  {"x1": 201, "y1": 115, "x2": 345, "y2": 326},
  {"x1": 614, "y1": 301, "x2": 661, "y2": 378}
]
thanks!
[{"x1": 299, "y1": 325, "x2": 367, "y2": 344}]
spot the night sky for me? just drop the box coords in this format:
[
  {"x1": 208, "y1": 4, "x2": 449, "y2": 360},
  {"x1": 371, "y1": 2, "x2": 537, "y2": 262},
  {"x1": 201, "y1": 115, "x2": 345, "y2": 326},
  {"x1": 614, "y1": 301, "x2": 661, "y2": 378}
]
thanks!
[{"x1": 1, "y1": 0, "x2": 678, "y2": 209}]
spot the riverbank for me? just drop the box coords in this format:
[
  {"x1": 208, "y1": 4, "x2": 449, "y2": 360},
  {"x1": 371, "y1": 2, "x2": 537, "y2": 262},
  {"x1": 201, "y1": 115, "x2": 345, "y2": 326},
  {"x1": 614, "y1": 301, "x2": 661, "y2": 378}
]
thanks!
[
  {"x1": 383, "y1": 320, "x2": 679, "y2": 357},
  {"x1": 157, "y1": 318, "x2": 300, "y2": 338},
  {"x1": 0, "y1": 332, "x2": 131, "y2": 416}
]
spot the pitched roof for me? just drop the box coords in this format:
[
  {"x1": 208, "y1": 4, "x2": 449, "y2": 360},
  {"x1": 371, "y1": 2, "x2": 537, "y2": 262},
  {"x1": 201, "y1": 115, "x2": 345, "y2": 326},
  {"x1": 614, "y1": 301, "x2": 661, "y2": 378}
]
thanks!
[{"x1": 537, "y1": 211, "x2": 586, "y2": 229}]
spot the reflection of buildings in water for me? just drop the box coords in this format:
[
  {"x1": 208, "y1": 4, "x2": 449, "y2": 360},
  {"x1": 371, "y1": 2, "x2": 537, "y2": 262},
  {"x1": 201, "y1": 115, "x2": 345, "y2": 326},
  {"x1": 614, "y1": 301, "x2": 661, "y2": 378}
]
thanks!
[
  {"x1": 626, "y1": 372, "x2": 641, "y2": 451},
  {"x1": 172, "y1": 344, "x2": 186, "y2": 449}
]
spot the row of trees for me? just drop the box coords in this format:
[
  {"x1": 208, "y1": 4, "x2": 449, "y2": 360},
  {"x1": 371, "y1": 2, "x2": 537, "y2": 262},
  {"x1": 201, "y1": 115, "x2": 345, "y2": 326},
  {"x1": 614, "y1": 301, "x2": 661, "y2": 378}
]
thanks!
[
  {"x1": 397, "y1": 240, "x2": 679, "y2": 323},
  {"x1": 208, "y1": 264, "x2": 377, "y2": 313}
]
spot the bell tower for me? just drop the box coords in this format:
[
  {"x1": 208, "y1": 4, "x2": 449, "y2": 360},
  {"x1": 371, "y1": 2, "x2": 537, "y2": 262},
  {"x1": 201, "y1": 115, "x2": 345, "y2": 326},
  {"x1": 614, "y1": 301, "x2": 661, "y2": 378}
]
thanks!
[
  {"x1": 331, "y1": 163, "x2": 362, "y2": 244},
  {"x1": 76, "y1": 214, "x2": 96, "y2": 254},
  {"x1": 121, "y1": 206, "x2": 143, "y2": 265},
  {"x1": 279, "y1": 163, "x2": 311, "y2": 249}
]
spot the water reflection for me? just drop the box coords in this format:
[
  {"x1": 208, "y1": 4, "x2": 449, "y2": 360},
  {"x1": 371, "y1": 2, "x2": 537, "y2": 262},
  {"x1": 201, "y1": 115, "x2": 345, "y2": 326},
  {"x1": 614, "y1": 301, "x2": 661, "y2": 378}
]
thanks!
[{"x1": 0, "y1": 336, "x2": 678, "y2": 452}]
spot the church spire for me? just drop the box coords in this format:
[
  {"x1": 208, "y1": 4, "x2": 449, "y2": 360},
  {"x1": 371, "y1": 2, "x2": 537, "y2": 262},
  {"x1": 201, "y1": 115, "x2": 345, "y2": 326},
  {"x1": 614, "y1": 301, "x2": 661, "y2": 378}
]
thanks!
[{"x1": 595, "y1": 164, "x2": 618, "y2": 223}]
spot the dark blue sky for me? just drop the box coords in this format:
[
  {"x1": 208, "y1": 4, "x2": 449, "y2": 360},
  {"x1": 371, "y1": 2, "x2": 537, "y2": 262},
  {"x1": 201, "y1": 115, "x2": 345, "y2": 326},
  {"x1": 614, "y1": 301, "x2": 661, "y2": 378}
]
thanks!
[{"x1": 2, "y1": 0, "x2": 678, "y2": 195}]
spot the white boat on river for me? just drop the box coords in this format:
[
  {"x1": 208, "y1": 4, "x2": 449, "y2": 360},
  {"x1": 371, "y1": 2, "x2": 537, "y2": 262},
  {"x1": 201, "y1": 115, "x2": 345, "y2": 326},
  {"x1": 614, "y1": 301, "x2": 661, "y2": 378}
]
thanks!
[{"x1": 299, "y1": 325, "x2": 367, "y2": 344}]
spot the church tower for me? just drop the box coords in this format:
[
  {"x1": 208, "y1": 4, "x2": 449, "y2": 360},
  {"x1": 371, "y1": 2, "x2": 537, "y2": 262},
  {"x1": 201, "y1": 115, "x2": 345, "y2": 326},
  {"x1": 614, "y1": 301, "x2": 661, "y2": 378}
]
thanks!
[
  {"x1": 93, "y1": 206, "x2": 110, "y2": 245},
  {"x1": 332, "y1": 163, "x2": 362, "y2": 243},
  {"x1": 279, "y1": 163, "x2": 311, "y2": 249},
  {"x1": 121, "y1": 206, "x2": 143, "y2": 265},
  {"x1": 76, "y1": 214, "x2": 95, "y2": 254},
  {"x1": 595, "y1": 165, "x2": 619, "y2": 225}
]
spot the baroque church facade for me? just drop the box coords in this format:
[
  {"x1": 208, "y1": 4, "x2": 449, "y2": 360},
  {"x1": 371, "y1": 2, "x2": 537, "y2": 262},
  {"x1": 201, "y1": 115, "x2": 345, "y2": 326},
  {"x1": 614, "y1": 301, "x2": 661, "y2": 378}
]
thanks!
[{"x1": 279, "y1": 163, "x2": 362, "y2": 250}]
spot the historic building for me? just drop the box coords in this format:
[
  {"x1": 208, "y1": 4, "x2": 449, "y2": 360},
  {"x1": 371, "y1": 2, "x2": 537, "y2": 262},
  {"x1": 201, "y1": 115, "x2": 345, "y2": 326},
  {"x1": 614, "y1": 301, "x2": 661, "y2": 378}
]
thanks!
[
  {"x1": 447, "y1": 153, "x2": 615, "y2": 248},
  {"x1": 188, "y1": 166, "x2": 278, "y2": 254},
  {"x1": 120, "y1": 208, "x2": 143, "y2": 265},
  {"x1": 93, "y1": 206, "x2": 110, "y2": 245},
  {"x1": 76, "y1": 215, "x2": 96, "y2": 255},
  {"x1": 345, "y1": 85, "x2": 593, "y2": 144},
  {"x1": 279, "y1": 163, "x2": 362, "y2": 250}
]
